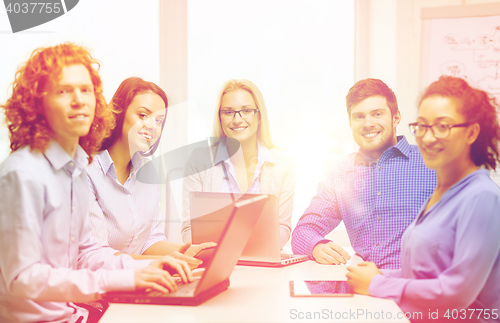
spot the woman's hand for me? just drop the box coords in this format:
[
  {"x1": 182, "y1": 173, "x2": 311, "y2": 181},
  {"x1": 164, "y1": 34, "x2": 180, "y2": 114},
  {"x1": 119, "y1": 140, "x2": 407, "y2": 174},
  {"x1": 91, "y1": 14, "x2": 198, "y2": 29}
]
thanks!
[
  {"x1": 168, "y1": 250, "x2": 202, "y2": 270},
  {"x1": 178, "y1": 241, "x2": 217, "y2": 258},
  {"x1": 346, "y1": 262, "x2": 382, "y2": 295}
]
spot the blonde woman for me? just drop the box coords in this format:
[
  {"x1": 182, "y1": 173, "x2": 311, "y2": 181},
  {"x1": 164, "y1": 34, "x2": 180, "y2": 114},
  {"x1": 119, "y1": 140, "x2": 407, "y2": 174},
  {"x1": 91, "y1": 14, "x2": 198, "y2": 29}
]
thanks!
[{"x1": 181, "y1": 79, "x2": 296, "y2": 248}]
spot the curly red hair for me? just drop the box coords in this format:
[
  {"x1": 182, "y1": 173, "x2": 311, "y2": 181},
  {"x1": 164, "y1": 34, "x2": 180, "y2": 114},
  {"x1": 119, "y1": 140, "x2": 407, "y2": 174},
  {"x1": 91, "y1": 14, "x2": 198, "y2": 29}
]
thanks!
[{"x1": 1, "y1": 42, "x2": 114, "y2": 163}]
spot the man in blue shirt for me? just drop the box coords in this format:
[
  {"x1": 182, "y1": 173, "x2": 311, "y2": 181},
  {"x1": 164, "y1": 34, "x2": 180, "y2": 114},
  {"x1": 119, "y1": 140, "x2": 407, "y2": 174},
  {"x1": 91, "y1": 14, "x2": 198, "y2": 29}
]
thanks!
[{"x1": 291, "y1": 79, "x2": 436, "y2": 269}]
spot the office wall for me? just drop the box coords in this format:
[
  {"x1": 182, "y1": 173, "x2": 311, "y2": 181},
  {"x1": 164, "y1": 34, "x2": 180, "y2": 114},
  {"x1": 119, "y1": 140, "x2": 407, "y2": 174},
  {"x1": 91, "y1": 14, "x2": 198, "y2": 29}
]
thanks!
[
  {"x1": 159, "y1": 0, "x2": 356, "y2": 244},
  {"x1": 359, "y1": 0, "x2": 500, "y2": 145},
  {"x1": 0, "y1": 0, "x2": 160, "y2": 163}
]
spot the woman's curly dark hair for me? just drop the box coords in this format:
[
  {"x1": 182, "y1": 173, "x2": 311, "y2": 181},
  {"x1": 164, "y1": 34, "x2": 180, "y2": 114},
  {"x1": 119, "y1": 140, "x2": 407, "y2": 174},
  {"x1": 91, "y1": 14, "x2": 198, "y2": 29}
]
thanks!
[
  {"x1": 419, "y1": 75, "x2": 500, "y2": 170},
  {"x1": 1, "y1": 42, "x2": 115, "y2": 163}
]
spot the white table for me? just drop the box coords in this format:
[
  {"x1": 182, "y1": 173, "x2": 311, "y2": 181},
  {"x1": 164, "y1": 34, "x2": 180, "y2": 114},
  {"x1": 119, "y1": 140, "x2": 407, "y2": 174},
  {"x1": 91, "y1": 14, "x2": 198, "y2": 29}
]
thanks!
[{"x1": 100, "y1": 252, "x2": 409, "y2": 323}]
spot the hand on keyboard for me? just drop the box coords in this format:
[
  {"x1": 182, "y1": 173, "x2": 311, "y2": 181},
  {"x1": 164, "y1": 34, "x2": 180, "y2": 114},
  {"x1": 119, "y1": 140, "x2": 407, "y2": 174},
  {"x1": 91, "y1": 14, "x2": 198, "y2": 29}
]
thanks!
[
  {"x1": 134, "y1": 255, "x2": 194, "y2": 293},
  {"x1": 134, "y1": 264, "x2": 178, "y2": 294}
]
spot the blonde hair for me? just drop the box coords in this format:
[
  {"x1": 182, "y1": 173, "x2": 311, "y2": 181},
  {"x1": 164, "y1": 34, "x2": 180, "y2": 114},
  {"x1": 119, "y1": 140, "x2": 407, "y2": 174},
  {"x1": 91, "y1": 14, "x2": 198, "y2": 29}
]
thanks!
[{"x1": 211, "y1": 79, "x2": 274, "y2": 148}]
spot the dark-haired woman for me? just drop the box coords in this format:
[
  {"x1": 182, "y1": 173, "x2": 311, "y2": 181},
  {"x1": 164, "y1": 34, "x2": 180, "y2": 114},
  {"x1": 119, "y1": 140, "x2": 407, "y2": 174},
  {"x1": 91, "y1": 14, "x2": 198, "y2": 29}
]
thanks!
[
  {"x1": 346, "y1": 76, "x2": 500, "y2": 322},
  {"x1": 87, "y1": 77, "x2": 213, "y2": 263}
]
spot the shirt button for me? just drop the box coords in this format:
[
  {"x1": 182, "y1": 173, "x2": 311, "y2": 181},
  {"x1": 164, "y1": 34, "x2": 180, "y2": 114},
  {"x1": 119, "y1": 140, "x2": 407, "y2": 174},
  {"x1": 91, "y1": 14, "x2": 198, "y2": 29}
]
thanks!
[
  {"x1": 72, "y1": 206, "x2": 75, "y2": 212},
  {"x1": 69, "y1": 162, "x2": 74, "y2": 167},
  {"x1": 71, "y1": 237, "x2": 75, "y2": 242},
  {"x1": 127, "y1": 194, "x2": 131, "y2": 198},
  {"x1": 378, "y1": 166, "x2": 381, "y2": 170},
  {"x1": 377, "y1": 217, "x2": 381, "y2": 221},
  {"x1": 134, "y1": 236, "x2": 137, "y2": 240},
  {"x1": 134, "y1": 215, "x2": 138, "y2": 219},
  {"x1": 376, "y1": 243, "x2": 379, "y2": 246},
  {"x1": 377, "y1": 192, "x2": 381, "y2": 196}
]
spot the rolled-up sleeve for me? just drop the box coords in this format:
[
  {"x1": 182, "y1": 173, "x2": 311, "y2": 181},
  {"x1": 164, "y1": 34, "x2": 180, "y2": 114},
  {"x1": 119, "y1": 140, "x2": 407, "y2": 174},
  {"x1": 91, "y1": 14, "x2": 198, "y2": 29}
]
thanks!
[{"x1": 291, "y1": 168, "x2": 342, "y2": 257}]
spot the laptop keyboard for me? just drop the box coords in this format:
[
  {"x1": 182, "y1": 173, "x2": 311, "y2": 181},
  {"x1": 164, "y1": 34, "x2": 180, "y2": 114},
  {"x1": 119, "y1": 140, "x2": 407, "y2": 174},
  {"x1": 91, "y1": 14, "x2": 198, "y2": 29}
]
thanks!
[
  {"x1": 171, "y1": 280, "x2": 199, "y2": 297},
  {"x1": 148, "y1": 277, "x2": 200, "y2": 298}
]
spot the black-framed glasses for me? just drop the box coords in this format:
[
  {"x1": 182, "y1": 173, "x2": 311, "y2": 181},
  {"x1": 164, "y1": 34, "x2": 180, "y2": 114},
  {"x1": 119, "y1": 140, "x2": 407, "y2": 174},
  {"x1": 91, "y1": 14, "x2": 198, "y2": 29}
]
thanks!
[
  {"x1": 409, "y1": 122, "x2": 471, "y2": 139},
  {"x1": 219, "y1": 109, "x2": 259, "y2": 119}
]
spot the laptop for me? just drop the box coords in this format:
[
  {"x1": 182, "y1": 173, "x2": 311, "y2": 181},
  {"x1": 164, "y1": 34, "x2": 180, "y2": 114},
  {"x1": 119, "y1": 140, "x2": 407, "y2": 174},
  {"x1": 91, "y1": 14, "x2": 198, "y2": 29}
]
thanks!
[
  {"x1": 190, "y1": 192, "x2": 308, "y2": 267},
  {"x1": 103, "y1": 194, "x2": 269, "y2": 306}
]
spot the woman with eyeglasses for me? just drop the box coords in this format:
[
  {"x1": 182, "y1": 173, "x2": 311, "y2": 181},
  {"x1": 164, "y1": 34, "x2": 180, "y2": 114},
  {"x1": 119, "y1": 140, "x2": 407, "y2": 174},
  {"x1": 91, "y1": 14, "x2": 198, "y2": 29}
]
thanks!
[
  {"x1": 87, "y1": 77, "x2": 213, "y2": 264},
  {"x1": 346, "y1": 76, "x2": 500, "y2": 321},
  {"x1": 181, "y1": 79, "x2": 296, "y2": 248}
]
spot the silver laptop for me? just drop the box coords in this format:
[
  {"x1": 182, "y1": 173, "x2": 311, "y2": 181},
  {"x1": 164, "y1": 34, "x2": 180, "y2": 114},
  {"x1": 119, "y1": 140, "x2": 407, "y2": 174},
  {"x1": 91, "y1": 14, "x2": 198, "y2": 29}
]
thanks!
[
  {"x1": 104, "y1": 195, "x2": 269, "y2": 306},
  {"x1": 190, "y1": 192, "x2": 308, "y2": 267}
]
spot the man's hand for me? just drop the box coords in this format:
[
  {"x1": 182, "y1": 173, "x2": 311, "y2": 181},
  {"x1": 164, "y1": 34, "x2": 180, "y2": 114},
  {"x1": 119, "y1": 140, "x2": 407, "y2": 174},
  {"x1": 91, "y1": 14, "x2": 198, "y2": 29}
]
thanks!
[
  {"x1": 312, "y1": 241, "x2": 351, "y2": 264},
  {"x1": 346, "y1": 261, "x2": 382, "y2": 295},
  {"x1": 134, "y1": 255, "x2": 195, "y2": 293},
  {"x1": 178, "y1": 242, "x2": 217, "y2": 258},
  {"x1": 134, "y1": 265, "x2": 177, "y2": 294}
]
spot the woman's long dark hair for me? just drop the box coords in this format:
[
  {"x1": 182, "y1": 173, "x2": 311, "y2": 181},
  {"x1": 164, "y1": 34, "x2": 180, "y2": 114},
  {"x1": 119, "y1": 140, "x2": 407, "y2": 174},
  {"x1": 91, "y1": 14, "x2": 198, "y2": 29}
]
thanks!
[{"x1": 100, "y1": 77, "x2": 168, "y2": 157}]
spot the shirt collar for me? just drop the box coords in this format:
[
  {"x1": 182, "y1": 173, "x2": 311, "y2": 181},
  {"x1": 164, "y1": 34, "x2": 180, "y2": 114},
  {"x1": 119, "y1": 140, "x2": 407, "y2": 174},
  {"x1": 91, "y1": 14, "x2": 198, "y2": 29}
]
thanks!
[
  {"x1": 343, "y1": 135, "x2": 410, "y2": 170},
  {"x1": 214, "y1": 137, "x2": 274, "y2": 165},
  {"x1": 356, "y1": 135, "x2": 410, "y2": 161},
  {"x1": 96, "y1": 150, "x2": 114, "y2": 175},
  {"x1": 44, "y1": 140, "x2": 88, "y2": 176},
  {"x1": 256, "y1": 140, "x2": 274, "y2": 164},
  {"x1": 417, "y1": 169, "x2": 486, "y2": 223},
  {"x1": 390, "y1": 135, "x2": 411, "y2": 158},
  {"x1": 96, "y1": 149, "x2": 149, "y2": 177},
  {"x1": 214, "y1": 137, "x2": 230, "y2": 165},
  {"x1": 131, "y1": 151, "x2": 149, "y2": 172}
]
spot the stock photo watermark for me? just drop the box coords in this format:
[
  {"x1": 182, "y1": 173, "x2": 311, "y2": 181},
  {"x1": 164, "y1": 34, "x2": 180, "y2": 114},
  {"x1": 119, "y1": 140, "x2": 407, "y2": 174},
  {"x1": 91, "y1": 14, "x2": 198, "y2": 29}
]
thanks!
[
  {"x1": 289, "y1": 308, "x2": 499, "y2": 321},
  {"x1": 290, "y1": 308, "x2": 422, "y2": 321},
  {"x1": 3, "y1": 0, "x2": 79, "y2": 33}
]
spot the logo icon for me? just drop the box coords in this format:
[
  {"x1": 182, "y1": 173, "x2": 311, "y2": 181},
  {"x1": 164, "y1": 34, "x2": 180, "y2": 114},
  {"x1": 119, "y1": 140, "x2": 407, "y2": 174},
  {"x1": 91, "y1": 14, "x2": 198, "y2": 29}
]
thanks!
[
  {"x1": 136, "y1": 137, "x2": 241, "y2": 184},
  {"x1": 3, "y1": 0, "x2": 79, "y2": 33}
]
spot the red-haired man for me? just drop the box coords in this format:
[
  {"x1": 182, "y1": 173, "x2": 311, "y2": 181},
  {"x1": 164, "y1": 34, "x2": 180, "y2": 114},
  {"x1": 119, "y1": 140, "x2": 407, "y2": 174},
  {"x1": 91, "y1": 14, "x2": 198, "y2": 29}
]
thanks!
[{"x1": 0, "y1": 43, "x2": 194, "y2": 323}]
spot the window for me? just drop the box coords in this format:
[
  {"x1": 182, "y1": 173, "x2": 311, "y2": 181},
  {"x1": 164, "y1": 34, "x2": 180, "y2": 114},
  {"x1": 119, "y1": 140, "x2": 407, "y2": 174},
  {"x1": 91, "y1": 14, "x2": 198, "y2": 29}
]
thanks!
[{"x1": 161, "y1": 1, "x2": 355, "y2": 242}]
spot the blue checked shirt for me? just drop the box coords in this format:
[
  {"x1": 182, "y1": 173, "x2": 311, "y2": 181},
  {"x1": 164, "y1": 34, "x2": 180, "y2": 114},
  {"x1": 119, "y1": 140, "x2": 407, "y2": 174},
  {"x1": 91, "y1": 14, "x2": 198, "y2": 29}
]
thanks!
[{"x1": 291, "y1": 136, "x2": 437, "y2": 269}]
